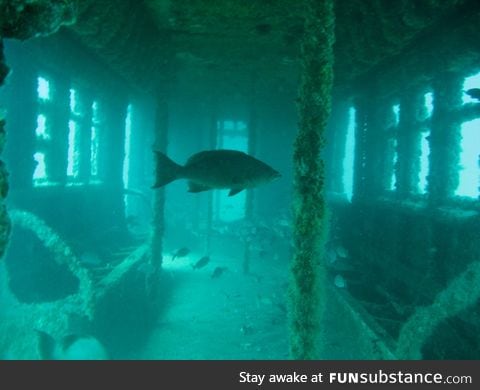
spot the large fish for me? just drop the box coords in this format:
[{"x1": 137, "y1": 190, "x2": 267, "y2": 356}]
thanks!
[
  {"x1": 465, "y1": 88, "x2": 480, "y2": 101},
  {"x1": 152, "y1": 149, "x2": 281, "y2": 196}
]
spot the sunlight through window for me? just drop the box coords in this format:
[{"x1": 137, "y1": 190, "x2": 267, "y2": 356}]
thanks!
[
  {"x1": 462, "y1": 72, "x2": 480, "y2": 104},
  {"x1": 91, "y1": 101, "x2": 100, "y2": 178},
  {"x1": 424, "y1": 92, "x2": 434, "y2": 117},
  {"x1": 37, "y1": 77, "x2": 50, "y2": 100},
  {"x1": 69, "y1": 89, "x2": 79, "y2": 114},
  {"x1": 455, "y1": 118, "x2": 480, "y2": 198},
  {"x1": 390, "y1": 139, "x2": 398, "y2": 191},
  {"x1": 33, "y1": 152, "x2": 47, "y2": 180},
  {"x1": 418, "y1": 131, "x2": 430, "y2": 194},
  {"x1": 67, "y1": 120, "x2": 80, "y2": 178},
  {"x1": 123, "y1": 104, "x2": 132, "y2": 191},
  {"x1": 393, "y1": 104, "x2": 400, "y2": 126},
  {"x1": 418, "y1": 92, "x2": 433, "y2": 194},
  {"x1": 35, "y1": 114, "x2": 49, "y2": 140},
  {"x1": 343, "y1": 107, "x2": 355, "y2": 201}
]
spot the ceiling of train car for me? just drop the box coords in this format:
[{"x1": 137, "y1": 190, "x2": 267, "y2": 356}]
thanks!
[{"x1": 67, "y1": 0, "x2": 476, "y2": 94}]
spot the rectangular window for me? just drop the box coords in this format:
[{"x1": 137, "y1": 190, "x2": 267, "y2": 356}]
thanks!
[
  {"x1": 32, "y1": 75, "x2": 104, "y2": 187},
  {"x1": 214, "y1": 120, "x2": 248, "y2": 222},
  {"x1": 455, "y1": 118, "x2": 480, "y2": 198},
  {"x1": 123, "y1": 104, "x2": 132, "y2": 190},
  {"x1": 343, "y1": 107, "x2": 356, "y2": 201},
  {"x1": 418, "y1": 92, "x2": 433, "y2": 194},
  {"x1": 37, "y1": 77, "x2": 50, "y2": 101},
  {"x1": 123, "y1": 104, "x2": 133, "y2": 210},
  {"x1": 390, "y1": 104, "x2": 400, "y2": 191},
  {"x1": 66, "y1": 88, "x2": 82, "y2": 182},
  {"x1": 33, "y1": 76, "x2": 54, "y2": 187},
  {"x1": 67, "y1": 119, "x2": 80, "y2": 178},
  {"x1": 418, "y1": 131, "x2": 431, "y2": 194},
  {"x1": 90, "y1": 101, "x2": 101, "y2": 179},
  {"x1": 33, "y1": 152, "x2": 47, "y2": 180}
]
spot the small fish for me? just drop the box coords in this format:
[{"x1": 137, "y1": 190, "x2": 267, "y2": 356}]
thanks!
[
  {"x1": 172, "y1": 247, "x2": 190, "y2": 261},
  {"x1": 211, "y1": 266, "x2": 228, "y2": 279},
  {"x1": 465, "y1": 88, "x2": 480, "y2": 101},
  {"x1": 325, "y1": 247, "x2": 337, "y2": 264},
  {"x1": 334, "y1": 274, "x2": 347, "y2": 289},
  {"x1": 36, "y1": 330, "x2": 109, "y2": 360},
  {"x1": 192, "y1": 255, "x2": 210, "y2": 270},
  {"x1": 335, "y1": 245, "x2": 349, "y2": 259},
  {"x1": 240, "y1": 324, "x2": 255, "y2": 335},
  {"x1": 152, "y1": 149, "x2": 281, "y2": 197}
]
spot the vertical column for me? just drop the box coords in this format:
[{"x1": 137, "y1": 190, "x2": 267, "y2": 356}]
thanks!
[
  {"x1": 205, "y1": 98, "x2": 217, "y2": 255},
  {"x1": 327, "y1": 101, "x2": 349, "y2": 193},
  {"x1": 150, "y1": 94, "x2": 168, "y2": 273},
  {"x1": 48, "y1": 76, "x2": 70, "y2": 185},
  {"x1": 0, "y1": 39, "x2": 11, "y2": 260},
  {"x1": 366, "y1": 98, "x2": 397, "y2": 196},
  {"x1": 362, "y1": 97, "x2": 377, "y2": 197},
  {"x1": 396, "y1": 89, "x2": 423, "y2": 197},
  {"x1": 104, "y1": 95, "x2": 128, "y2": 189},
  {"x1": 428, "y1": 73, "x2": 463, "y2": 204},
  {"x1": 352, "y1": 97, "x2": 368, "y2": 200},
  {"x1": 289, "y1": 0, "x2": 335, "y2": 360},
  {"x1": 243, "y1": 89, "x2": 257, "y2": 274},
  {"x1": 79, "y1": 92, "x2": 94, "y2": 184},
  {"x1": 376, "y1": 102, "x2": 397, "y2": 195},
  {"x1": 102, "y1": 93, "x2": 128, "y2": 233}
]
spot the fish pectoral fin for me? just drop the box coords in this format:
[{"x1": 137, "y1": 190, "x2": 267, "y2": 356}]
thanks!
[
  {"x1": 228, "y1": 188, "x2": 244, "y2": 197},
  {"x1": 187, "y1": 181, "x2": 211, "y2": 193}
]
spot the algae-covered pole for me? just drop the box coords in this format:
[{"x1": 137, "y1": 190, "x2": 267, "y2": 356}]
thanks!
[
  {"x1": 0, "y1": 39, "x2": 10, "y2": 261},
  {"x1": 327, "y1": 101, "x2": 349, "y2": 193},
  {"x1": 352, "y1": 97, "x2": 368, "y2": 200},
  {"x1": 205, "y1": 98, "x2": 217, "y2": 255},
  {"x1": 428, "y1": 73, "x2": 462, "y2": 205},
  {"x1": 289, "y1": 0, "x2": 335, "y2": 360},
  {"x1": 363, "y1": 98, "x2": 400, "y2": 196},
  {"x1": 243, "y1": 86, "x2": 257, "y2": 274},
  {"x1": 396, "y1": 90, "x2": 423, "y2": 197},
  {"x1": 150, "y1": 94, "x2": 169, "y2": 272}
]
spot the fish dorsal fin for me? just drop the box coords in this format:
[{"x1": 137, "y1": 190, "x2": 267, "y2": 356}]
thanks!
[
  {"x1": 185, "y1": 151, "x2": 214, "y2": 166},
  {"x1": 36, "y1": 330, "x2": 56, "y2": 360},
  {"x1": 187, "y1": 181, "x2": 211, "y2": 193},
  {"x1": 229, "y1": 188, "x2": 244, "y2": 197}
]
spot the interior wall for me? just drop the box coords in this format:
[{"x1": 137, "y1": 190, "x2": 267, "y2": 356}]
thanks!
[
  {"x1": 326, "y1": 23, "x2": 480, "y2": 357},
  {"x1": 1, "y1": 37, "x2": 134, "y2": 250}
]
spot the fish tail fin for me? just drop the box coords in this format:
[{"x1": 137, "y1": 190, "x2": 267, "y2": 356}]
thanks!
[
  {"x1": 36, "y1": 329, "x2": 56, "y2": 360},
  {"x1": 152, "y1": 152, "x2": 183, "y2": 189}
]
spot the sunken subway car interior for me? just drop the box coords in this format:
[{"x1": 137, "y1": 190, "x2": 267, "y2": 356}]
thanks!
[{"x1": 0, "y1": 0, "x2": 479, "y2": 360}]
